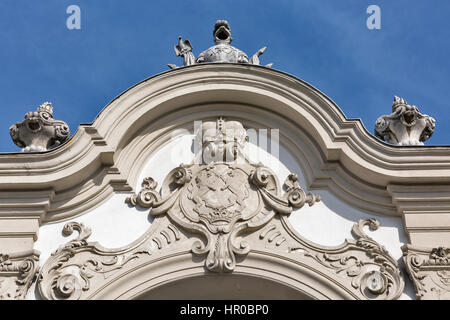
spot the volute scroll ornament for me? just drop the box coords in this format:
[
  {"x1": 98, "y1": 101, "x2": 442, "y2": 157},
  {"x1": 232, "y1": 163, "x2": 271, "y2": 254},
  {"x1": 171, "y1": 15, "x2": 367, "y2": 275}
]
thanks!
[
  {"x1": 290, "y1": 218, "x2": 405, "y2": 300},
  {"x1": 37, "y1": 222, "x2": 154, "y2": 300},
  {"x1": 0, "y1": 250, "x2": 40, "y2": 300},
  {"x1": 402, "y1": 245, "x2": 450, "y2": 300}
]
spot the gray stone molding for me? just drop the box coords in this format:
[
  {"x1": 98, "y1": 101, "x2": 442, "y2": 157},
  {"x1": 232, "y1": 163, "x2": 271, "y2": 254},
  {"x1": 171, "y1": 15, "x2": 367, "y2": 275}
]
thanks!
[
  {"x1": 375, "y1": 96, "x2": 435, "y2": 146},
  {"x1": 10, "y1": 102, "x2": 70, "y2": 152},
  {"x1": 0, "y1": 249, "x2": 39, "y2": 300},
  {"x1": 402, "y1": 245, "x2": 450, "y2": 300}
]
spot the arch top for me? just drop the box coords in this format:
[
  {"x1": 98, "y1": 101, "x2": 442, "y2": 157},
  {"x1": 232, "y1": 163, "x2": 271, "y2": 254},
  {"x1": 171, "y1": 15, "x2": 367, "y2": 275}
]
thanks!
[{"x1": 0, "y1": 63, "x2": 449, "y2": 222}]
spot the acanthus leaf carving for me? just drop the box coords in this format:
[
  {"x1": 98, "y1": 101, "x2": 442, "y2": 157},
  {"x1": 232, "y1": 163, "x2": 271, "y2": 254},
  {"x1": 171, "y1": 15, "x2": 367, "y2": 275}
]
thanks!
[
  {"x1": 402, "y1": 245, "x2": 450, "y2": 300},
  {"x1": 0, "y1": 250, "x2": 40, "y2": 300},
  {"x1": 288, "y1": 218, "x2": 404, "y2": 300},
  {"x1": 38, "y1": 222, "x2": 157, "y2": 300}
]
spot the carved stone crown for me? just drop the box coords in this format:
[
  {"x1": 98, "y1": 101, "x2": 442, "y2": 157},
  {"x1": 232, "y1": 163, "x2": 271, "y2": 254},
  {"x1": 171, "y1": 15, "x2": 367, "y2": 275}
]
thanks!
[
  {"x1": 9, "y1": 102, "x2": 70, "y2": 152},
  {"x1": 38, "y1": 102, "x2": 54, "y2": 115}
]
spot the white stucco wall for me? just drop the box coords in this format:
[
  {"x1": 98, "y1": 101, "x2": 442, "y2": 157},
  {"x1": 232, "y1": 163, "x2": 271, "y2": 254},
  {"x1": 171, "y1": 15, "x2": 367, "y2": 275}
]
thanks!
[{"x1": 30, "y1": 132, "x2": 415, "y2": 299}]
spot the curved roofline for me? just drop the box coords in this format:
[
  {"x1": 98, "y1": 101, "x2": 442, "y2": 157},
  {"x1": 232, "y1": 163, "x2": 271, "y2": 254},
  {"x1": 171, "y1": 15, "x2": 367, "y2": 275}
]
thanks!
[
  {"x1": 0, "y1": 63, "x2": 449, "y2": 223},
  {"x1": 2, "y1": 63, "x2": 447, "y2": 157}
]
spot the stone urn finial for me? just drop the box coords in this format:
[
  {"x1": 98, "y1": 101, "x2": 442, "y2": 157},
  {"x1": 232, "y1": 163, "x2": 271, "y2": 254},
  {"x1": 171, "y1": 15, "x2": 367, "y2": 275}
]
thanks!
[
  {"x1": 9, "y1": 102, "x2": 70, "y2": 152},
  {"x1": 374, "y1": 96, "x2": 435, "y2": 146}
]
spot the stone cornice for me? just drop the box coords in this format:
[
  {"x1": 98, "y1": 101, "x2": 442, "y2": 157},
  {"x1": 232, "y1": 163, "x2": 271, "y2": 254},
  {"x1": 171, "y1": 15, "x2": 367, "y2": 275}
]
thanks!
[{"x1": 0, "y1": 64, "x2": 449, "y2": 222}]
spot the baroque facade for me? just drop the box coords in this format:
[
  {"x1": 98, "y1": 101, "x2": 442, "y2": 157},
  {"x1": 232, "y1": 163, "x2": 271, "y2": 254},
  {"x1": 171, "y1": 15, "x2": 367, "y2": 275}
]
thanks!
[{"x1": 1, "y1": 21, "x2": 449, "y2": 300}]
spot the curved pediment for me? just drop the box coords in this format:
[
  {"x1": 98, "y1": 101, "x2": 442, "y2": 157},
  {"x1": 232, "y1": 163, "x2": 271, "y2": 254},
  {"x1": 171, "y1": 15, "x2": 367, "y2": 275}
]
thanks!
[{"x1": 1, "y1": 64, "x2": 450, "y2": 222}]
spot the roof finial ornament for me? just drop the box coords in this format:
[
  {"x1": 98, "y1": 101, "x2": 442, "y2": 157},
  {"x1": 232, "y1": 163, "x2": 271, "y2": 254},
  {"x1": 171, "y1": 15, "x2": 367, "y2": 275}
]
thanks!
[
  {"x1": 9, "y1": 102, "x2": 70, "y2": 152},
  {"x1": 374, "y1": 96, "x2": 435, "y2": 146},
  {"x1": 168, "y1": 20, "x2": 272, "y2": 69}
]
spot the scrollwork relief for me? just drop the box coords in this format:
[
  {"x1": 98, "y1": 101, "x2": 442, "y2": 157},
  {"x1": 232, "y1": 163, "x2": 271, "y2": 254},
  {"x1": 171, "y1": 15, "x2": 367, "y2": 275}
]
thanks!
[
  {"x1": 38, "y1": 118, "x2": 404, "y2": 300},
  {"x1": 38, "y1": 222, "x2": 154, "y2": 300},
  {"x1": 295, "y1": 219, "x2": 404, "y2": 300},
  {"x1": 125, "y1": 119, "x2": 320, "y2": 273},
  {"x1": 402, "y1": 245, "x2": 450, "y2": 300},
  {"x1": 0, "y1": 251, "x2": 39, "y2": 300}
]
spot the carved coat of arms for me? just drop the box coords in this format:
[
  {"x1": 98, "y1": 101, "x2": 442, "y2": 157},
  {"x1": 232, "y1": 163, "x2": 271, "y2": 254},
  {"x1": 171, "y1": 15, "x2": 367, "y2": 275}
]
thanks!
[{"x1": 126, "y1": 118, "x2": 320, "y2": 272}]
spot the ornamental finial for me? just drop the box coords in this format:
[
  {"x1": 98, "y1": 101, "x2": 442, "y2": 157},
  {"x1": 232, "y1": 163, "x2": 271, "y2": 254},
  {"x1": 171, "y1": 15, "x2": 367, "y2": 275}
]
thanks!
[
  {"x1": 9, "y1": 102, "x2": 70, "y2": 152},
  {"x1": 168, "y1": 20, "x2": 273, "y2": 69},
  {"x1": 375, "y1": 96, "x2": 435, "y2": 146}
]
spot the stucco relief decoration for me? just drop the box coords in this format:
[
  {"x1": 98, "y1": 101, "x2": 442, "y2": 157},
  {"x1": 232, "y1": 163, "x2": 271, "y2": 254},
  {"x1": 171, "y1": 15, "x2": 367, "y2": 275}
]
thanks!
[
  {"x1": 296, "y1": 219, "x2": 404, "y2": 299},
  {"x1": 127, "y1": 118, "x2": 320, "y2": 273},
  {"x1": 38, "y1": 222, "x2": 153, "y2": 300},
  {"x1": 37, "y1": 118, "x2": 404, "y2": 300},
  {"x1": 402, "y1": 245, "x2": 450, "y2": 300},
  {"x1": 0, "y1": 250, "x2": 39, "y2": 300},
  {"x1": 9, "y1": 102, "x2": 70, "y2": 152},
  {"x1": 374, "y1": 96, "x2": 435, "y2": 146},
  {"x1": 168, "y1": 20, "x2": 273, "y2": 69}
]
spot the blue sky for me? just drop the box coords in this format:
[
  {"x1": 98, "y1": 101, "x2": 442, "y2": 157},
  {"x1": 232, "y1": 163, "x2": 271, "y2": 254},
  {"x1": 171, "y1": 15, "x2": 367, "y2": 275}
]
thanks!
[{"x1": 1, "y1": 0, "x2": 449, "y2": 152}]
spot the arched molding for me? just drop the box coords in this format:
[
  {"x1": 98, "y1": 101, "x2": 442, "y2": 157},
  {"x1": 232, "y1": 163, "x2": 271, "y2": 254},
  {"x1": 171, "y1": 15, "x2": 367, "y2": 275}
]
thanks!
[
  {"x1": 88, "y1": 251, "x2": 356, "y2": 300},
  {"x1": 37, "y1": 214, "x2": 404, "y2": 300},
  {"x1": 0, "y1": 64, "x2": 449, "y2": 223}
]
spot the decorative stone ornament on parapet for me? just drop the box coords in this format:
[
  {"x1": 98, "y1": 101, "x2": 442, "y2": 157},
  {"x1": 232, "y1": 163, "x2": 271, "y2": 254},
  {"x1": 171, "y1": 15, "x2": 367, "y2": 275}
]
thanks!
[
  {"x1": 10, "y1": 102, "x2": 70, "y2": 152},
  {"x1": 168, "y1": 20, "x2": 273, "y2": 69},
  {"x1": 374, "y1": 96, "x2": 435, "y2": 146},
  {"x1": 402, "y1": 245, "x2": 450, "y2": 300},
  {"x1": 37, "y1": 118, "x2": 404, "y2": 300}
]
